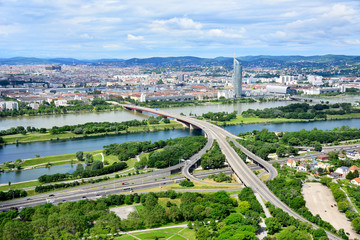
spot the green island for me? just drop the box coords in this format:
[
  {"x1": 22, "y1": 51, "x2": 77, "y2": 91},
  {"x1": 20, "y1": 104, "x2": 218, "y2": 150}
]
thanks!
[
  {"x1": 0, "y1": 118, "x2": 183, "y2": 145},
  {"x1": 198, "y1": 102, "x2": 360, "y2": 126}
]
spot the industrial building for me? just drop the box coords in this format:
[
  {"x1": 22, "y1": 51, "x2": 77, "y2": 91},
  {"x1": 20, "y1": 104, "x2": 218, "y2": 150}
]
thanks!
[{"x1": 266, "y1": 85, "x2": 296, "y2": 95}]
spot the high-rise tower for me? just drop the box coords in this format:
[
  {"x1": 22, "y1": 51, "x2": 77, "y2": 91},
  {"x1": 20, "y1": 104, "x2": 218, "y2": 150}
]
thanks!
[{"x1": 232, "y1": 58, "x2": 242, "y2": 98}]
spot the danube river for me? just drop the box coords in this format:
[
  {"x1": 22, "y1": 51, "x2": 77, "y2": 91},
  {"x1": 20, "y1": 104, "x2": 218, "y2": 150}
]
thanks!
[{"x1": 0, "y1": 101, "x2": 292, "y2": 130}]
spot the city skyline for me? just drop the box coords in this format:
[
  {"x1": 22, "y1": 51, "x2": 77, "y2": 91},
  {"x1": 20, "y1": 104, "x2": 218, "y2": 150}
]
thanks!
[{"x1": 0, "y1": 0, "x2": 360, "y2": 59}]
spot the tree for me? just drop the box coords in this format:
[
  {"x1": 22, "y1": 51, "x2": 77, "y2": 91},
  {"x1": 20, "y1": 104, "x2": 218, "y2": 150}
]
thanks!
[
  {"x1": 238, "y1": 201, "x2": 251, "y2": 214},
  {"x1": 76, "y1": 151, "x2": 84, "y2": 161},
  {"x1": 314, "y1": 142, "x2": 322, "y2": 152},
  {"x1": 338, "y1": 201, "x2": 350, "y2": 212},
  {"x1": 276, "y1": 146, "x2": 287, "y2": 158},
  {"x1": 352, "y1": 217, "x2": 360, "y2": 232},
  {"x1": 85, "y1": 153, "x2": 94, "y2": 165},
  {"x1": 76, "y1": 164, "x2": 84, "y2": 173},
  {"x1": 312, "y1": 228, "x2": 328, "y2": 240},
  {"x1": 91, "y1": 160, "x2": 103, "y2": 170},
  {"x1": 265, "y1": 217, "x2": 282, "y2": 235},
  {"x1": 196, "y1": 227, "x2": 211, "y2": 240}
]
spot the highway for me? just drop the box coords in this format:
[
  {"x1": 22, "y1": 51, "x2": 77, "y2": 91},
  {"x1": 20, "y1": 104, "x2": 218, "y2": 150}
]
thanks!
[
  {"x1": 0, "y1": 168, "x2": 237, "y2": 211},
  {"x1": 123, "y1": 104, "x2": 341, "y2": 240}
]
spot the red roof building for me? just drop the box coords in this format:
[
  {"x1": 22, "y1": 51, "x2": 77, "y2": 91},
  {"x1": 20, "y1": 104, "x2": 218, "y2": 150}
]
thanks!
[{"x1": 317, "y1": 154, "x2": 330, "y2": 161}]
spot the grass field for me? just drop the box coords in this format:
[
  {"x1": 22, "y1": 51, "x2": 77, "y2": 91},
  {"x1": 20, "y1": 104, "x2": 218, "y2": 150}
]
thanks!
[
  {"x1": 115, "y1": 226, "x2": 195, "y2": 240},
  {"x1": 20, "y1": 150, "x2": 103, "y2": 167}
]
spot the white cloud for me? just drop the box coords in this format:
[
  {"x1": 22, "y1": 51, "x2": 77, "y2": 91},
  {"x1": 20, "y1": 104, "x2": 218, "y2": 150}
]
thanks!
[
  {"x1": 127, "y1": 34, "x2": 144, "y2": 41},
  {"x1": 150, "y1": 17, "x2": 202, "y2": 32},
  {"x1": 208, "y1": 28, "x2": 245, "y2": 38},
  {"x1": 80, "y1": 33, "x2": 93, "y2": 39},
  {"x1": 344, "y1": 39, "x2": 360, "y2": 45}
]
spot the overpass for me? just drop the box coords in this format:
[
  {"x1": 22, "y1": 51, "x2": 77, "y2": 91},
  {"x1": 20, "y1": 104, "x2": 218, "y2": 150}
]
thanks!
[{"x1": 123, "y1": 104, "x2": 340, "y2": 240}]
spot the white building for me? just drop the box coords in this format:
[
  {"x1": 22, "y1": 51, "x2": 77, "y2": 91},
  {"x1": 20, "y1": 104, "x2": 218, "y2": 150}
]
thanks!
[
  {"x1": 303, "y1": 86, "x2": 346, "y2": 95},
  {"x1": 217, "y1": 90, "x2": 233, "y2": 99},
  {"x1": 307, "y1": 75, "x2": 323, "y2": 86},
  {"x1": 334, "y1": 166, "x2": 349, "y2": 177},
  {"x1": 54, "y1": 99, "x2": 68, "y2": 107},
  {"x1": 351, "y1": 177, "x2": 360, "y2": 186},
  {"x1": 276, "y1": 75, "x2": 296, "y2": 85},
  {"x1": 0, "y1": 101, "x2": 19, "y2": 111}
]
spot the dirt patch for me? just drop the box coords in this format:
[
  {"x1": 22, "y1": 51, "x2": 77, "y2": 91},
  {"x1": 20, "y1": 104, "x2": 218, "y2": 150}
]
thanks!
[
  {"x1": 302, "y1": 182, "x2": 359, "y2": 239},
  {"x1": 110, "y1": 205, "x2": 137, "y2": 220}
]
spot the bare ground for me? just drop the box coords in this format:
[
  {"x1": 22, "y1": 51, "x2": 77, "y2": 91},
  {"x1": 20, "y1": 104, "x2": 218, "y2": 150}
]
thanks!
[{"x1": 302, "y1": 182, "x2": 360, "y2": 239}]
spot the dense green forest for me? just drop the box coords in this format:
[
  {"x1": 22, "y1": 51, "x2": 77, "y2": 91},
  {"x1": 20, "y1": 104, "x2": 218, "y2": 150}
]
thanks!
[
  {"x1": 238, "y1": 129, "x2": 298, "y2": 160},
  {"x1": 105, "y1": 136, "x2": 206, "y2": 169},
  {"x1": 201, "y1": 141, "x2": 226, "y2": 169},
  {"x1": 0, "y1": 190, "x2": 255, "y2": 239},
  {"x1": 238, "y1": 126, "x2": 360, "y2": 160},
  {"x1": 242, "y1": 103, "x2": 360, "y2": 119}
]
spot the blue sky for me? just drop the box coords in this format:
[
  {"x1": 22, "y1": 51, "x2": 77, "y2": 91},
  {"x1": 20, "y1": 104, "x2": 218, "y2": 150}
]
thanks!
[{"x1": 0, "y1": 0, "x2": 359, "y2": 59}]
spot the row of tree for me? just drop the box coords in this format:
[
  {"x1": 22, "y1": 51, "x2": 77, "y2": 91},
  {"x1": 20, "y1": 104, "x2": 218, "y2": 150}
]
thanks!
[
  {"x1": 201, "y1": 111, "x2": 237, "y2": 122},
  {"x1": 0, "y1": 189, "x2": 27, "y2": 201},
  {"x1": 38, "y1": 162, "x2": 127, "y2": 183},
  {"x1": 242, "y1": 103, "x2": 359, "y2": 119}
]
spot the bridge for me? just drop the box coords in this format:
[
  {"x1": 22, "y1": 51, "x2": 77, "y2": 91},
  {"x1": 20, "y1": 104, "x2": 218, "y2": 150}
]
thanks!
[{"x1": 123, "y1": 104, "x2": 340, "y2": 240}]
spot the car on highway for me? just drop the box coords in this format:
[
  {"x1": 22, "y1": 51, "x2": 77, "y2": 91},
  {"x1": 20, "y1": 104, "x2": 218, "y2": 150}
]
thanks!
[
  {"x1": 48, "y1": 194, "x2": 55, "y2": 197},
  {"x1": 27, "y1": 198, "x2": 31, "y2": 200},
  {"x1": 82, "y1": 196, "x2": 87, "y2": 199}
]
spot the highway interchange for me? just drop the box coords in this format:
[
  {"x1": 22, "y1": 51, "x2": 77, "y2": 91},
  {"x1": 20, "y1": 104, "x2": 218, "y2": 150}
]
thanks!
[
  {"x1": 123, "y1": 105, "x2": 342, "y2": 240},
  {"x1": 2, "y1": 104, "x2": 352, "y2": 239}
]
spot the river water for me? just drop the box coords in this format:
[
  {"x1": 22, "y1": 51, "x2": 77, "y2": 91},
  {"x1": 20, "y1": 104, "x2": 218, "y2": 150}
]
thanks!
[{"x1": 0, "y1": 101, "x2": 291, "y2": 130}]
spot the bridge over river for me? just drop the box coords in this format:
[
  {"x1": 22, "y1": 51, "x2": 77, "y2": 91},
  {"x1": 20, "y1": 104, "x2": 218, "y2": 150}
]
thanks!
[{"x1": 123, "y1": 104, "x2": 340, "y2": 240}]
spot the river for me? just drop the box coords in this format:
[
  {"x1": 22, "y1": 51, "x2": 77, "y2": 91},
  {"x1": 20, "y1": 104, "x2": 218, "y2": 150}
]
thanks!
[{"x1": 0, "y1": 101, "x2": 292, "y2": 130}]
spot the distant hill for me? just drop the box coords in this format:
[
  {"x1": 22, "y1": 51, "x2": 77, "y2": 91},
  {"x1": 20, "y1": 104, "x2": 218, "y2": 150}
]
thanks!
[{"x1": 0, "y1": 55, "x2": 359, "y2": 68}]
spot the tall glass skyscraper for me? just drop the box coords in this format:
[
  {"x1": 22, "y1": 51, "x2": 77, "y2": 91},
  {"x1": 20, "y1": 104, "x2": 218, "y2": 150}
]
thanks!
[{"x1": 232, "y1": 58, "x2": 242, "y2": 98}]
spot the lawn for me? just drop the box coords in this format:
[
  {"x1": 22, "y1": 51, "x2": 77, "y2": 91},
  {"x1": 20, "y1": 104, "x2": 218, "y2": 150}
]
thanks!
[
  {"x1": 220, "y1": 115, "x2": 309, "y2": 126},
  {"x1": 114, "y1": 227, "x2": 193, "y2": 240},
  {"x1": 20, "y1": 150, "x2": 103, "y2": 167}
]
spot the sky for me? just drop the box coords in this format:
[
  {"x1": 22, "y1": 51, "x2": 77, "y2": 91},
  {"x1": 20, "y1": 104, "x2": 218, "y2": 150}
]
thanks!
[{"x1": 0, "y1": 0, "x2": 360, "y2": 59}]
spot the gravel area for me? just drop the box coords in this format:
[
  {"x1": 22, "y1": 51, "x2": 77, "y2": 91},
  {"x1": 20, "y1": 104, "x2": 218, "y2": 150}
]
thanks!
[
  {"x1": 110, "y1": 205, "x2": 137, "y2": 220},
  {"x1": 302, "y1": 182, "x2": 360, "y2": 239}
]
